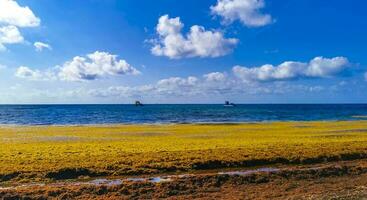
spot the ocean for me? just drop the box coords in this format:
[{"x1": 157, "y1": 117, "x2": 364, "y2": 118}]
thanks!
[{"x1": 0, "y1": 104, "x2": 366, "y2": 125}]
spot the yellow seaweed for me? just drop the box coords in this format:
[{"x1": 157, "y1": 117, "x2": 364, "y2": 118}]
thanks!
[{"x1": 0, "y1": 121, "x2": 367, "y2": 176}]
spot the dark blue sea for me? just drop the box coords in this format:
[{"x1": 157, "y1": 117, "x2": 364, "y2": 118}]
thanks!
[{"x1": 0, "y1": 104, "x2": 366, "y2": 125}]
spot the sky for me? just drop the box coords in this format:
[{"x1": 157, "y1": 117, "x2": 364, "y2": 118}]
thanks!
[{"x1": 0, "y1": 0, "x2": 366, "y2": 104}]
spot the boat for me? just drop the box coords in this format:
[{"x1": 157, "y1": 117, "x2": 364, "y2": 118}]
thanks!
[
  {"x1": 135, "y1": 101, "x2": 143, "y2": 106},
  {"x1": 224, "y1": 101, "x2": 235, "y2": 107}
]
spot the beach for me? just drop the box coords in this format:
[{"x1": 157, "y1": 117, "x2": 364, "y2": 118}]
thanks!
[
  {"x1": 1, "y1": 121, "x2": 367, "y2": 199},
  {"x1": 1, "y1": 0, "x2": 366, "y2": 198}
]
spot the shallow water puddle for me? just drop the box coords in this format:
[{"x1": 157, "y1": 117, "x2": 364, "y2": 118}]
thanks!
[
  {"x1": 88, "y1": 179, "x2": 122, "y2": 186},
  {"x1": 0, "y1": 167, "x2": 281, "y2": 190},
  {"x1": 125, "y1": 176, "x2": 172, "y2": 183},
  {"x1": 149, "y1": 177, "x2": 172, "y2": 183}
]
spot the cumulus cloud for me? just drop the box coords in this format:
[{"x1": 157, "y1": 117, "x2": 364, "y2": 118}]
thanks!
[
  {"x1": 233, "y1": 56, "x2": 349, "y2": 82},
  {"x1": 305, "y1": 57, "x2": 350, "y2": 77},
  {"x1": 151, "y1": 15, "x2": 238, "y2": 59},
  {"x1": 65, "y1": 56, "x2": 353, "y2": 100},
  {"x1": 203, "y1": 72, "x2": 227, "y2": 82},
  {"x1": 34, "y1": 42, "x2": 52, "y2": 51},
  {"x1": 155, "y1": 76, "x2": 200, "y2": 95},
  {"x1": 0, "y1": 25, "x2": 23, "y2": 51},
  {"x1": 0, "y1": 0, "x2": 40, "y2": 50},
  {"x1": 157, "y1": 76, "x2": 199, "y2": 88},
  {"x1": 0, "y1": 0, "x2": 40, "y2": 27},
  {"x1": 14, "y1": 53, "x2": 353, "y2": 100},
  {"x1": 210, "y1": 0, "x2": 272, "y2": 27},
  {"x1": 15, "y1": 51, "x2": 140, "y2": 82},
  {"x1": 59, "y1": 51, "x2": 140, "y2": 81},
  {"x1": 15, "y1": 66, "x2": 56, "y2": 81},
  {"x1": 15, "y1": 66, "x2": 42, "y2": 80}
]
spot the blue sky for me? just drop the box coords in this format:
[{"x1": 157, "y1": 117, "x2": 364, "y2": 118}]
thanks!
[{"x1": 0, "y1": 0, "x2": 366, "y2": 104}]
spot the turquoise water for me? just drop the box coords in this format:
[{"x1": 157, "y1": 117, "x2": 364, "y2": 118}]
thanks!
[{"x1": 0, "y1": 104, "x2": 366, "y2": 125}]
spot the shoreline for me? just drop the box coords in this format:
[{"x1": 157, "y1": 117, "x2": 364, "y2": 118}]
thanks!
[{"x1": 0, "y1": 119, "x2": 366, "y2": 127}]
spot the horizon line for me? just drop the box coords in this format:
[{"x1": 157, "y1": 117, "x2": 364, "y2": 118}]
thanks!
[{"x1": 0, "y1": 103, "x2": 366, "y2": 105}]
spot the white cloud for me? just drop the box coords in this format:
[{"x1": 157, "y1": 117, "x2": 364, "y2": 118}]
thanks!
[
  {"x1": 38, "y1": 56, "x2": 352, "y2": 100},
  {"x1": 15, "y1": 66, "x2": 56, "y2": 81},
  {"x1": 15, "y1": 66, "x2": 43, "y2": 80},
  {"x1": 210, "y1": 0, "x2": 272, "y2": 27},
  {"x1": 34, "y1": 42, "x2": 52, "y2": 51},
  {"x1": 88, "y1": 73, "x2": 330, "y2": 100},
  {"x1": 233, "y1": 56, "x2": 349, "y2": 82},
  {"x1": 89, "y1": 74, "x2": 233, "y2": 99},
  {"x1": 16, "y1": 51, "x2": 140, "y2": 82},
  {"x1": 364, "y1": 72, "x2": 367, "y2": 81},
  {"x1": 0, "y1": 0, "x2": 40, "y2": 27},
  {"x1": 0, "y1": 25, "x2": 23, "y2": 51},
  {"x1": 151, "y1": 15, "x2": 238, "y2": 59},
  {"x1": 157, "y1": 76, "x2": 199, "y2": 88},
  {"x1": 89, "y1": 76, "x2": 216, "y2": 98},
  {"x1": 305, "y1": 57, "x2": 350, "y2": 77},
  {"x1": 0, "y1": 0, "x2": 40, "y2": 50},
  {"x1": 203, "y1": 72, "x2": 227, "y2": 82},
  {"x1": 5, "y1": 76, "x2": 332, "y2": 103},
  {"x1": 156, "y1": 76, "x2": 200, "y2": 95},
  {"x1": 59, "y1": 51, "x2": 140, "y2": 81}
]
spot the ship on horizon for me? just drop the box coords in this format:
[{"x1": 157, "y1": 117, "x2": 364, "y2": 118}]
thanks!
[{"x1": 224, "y1": 101, "x2": 236, "y2": 107}]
